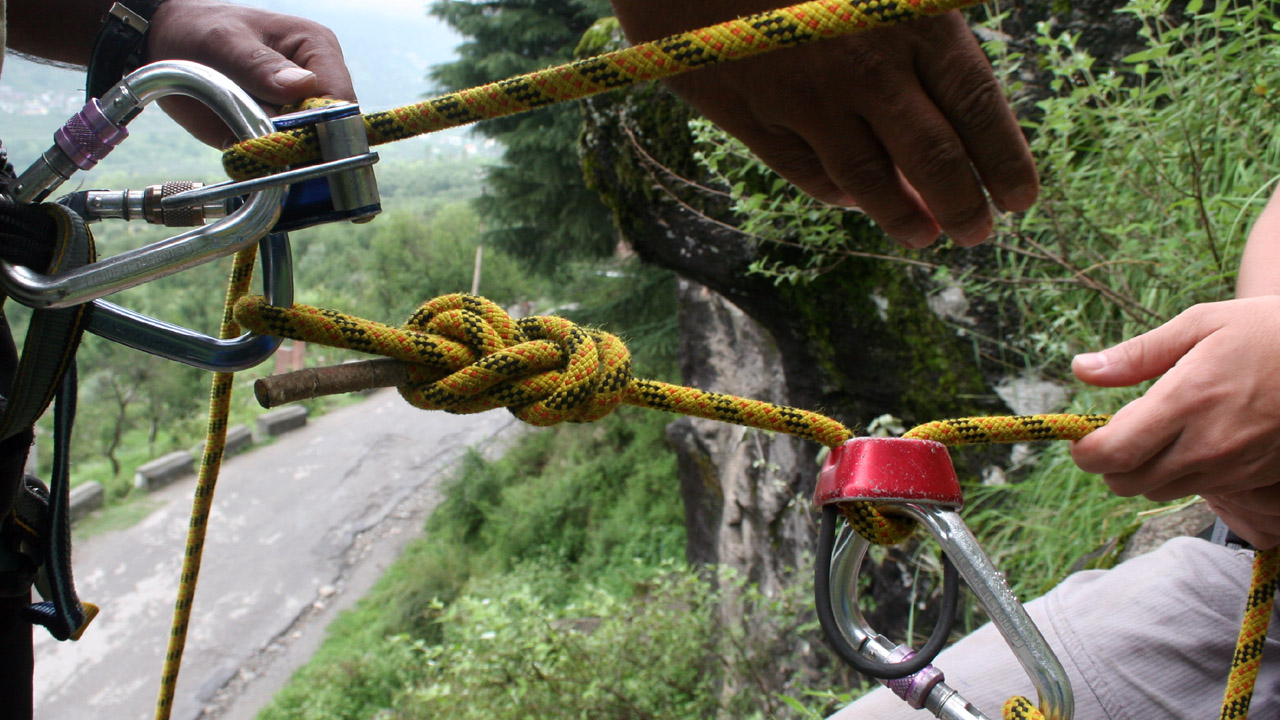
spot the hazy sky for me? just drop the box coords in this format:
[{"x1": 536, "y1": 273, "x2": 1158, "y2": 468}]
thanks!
[
  {"x1": 6, "y1": 0, "x2": 465, "y2": 110},
  {"x1": 249, "y1": 0, "x2": 464, "y2": 107}
]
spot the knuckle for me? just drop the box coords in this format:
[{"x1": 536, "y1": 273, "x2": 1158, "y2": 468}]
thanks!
[
  {"x1": 832, "y1": 161, "x2": 896, "y2": 201},
  {"x1": 909, "y1": 133, "x2": 970, "y2": 181},
  {"x1": 942, "y1": 68, "x2": 1009, "y2": 133}
]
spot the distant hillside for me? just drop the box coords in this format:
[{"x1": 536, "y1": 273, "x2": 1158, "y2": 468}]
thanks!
[{"x1": 0, "y1": 0, "x2": 465, "y2": 178}]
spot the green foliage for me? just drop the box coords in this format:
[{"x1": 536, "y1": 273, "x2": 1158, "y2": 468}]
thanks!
[
  {"x1": 979, "y1": 0, "x2": 1280, "y2": 370},
  {"x1": 952, "y1": 0, "x2": 1280, "y2": 591},
  {"x1": 294, "y1": 199, "x2": 543, "y2": 323},
  {"x1": 690, "y1": 117, "x2": 865, "y2": 285},
  {"x1": 427, "y1": 408, "x2": 685, "y2": 592},
  {"x1": 429, "y1": 0, "x2": 618, "y2": 271},
  {"x1": 260, "y1": 561, "x2": 824, "y2": 720}
]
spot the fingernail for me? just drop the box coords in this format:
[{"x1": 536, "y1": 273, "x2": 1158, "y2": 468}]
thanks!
[
  {"x1": 1073, "y1": 351, "x2": 1108, "y2": 373},
  {"x1": 272, "y1": 67, "x2": 315, "y2": 88},
  {"x1": 952, "y1": 226, "x2": 990, "y2": 247},
  {"x1": 1003, "y1": 183, "x2": 1038, "y2": 211},
  {"x1": 902, "y1": 226, "x2": 939, "y2": 249}
]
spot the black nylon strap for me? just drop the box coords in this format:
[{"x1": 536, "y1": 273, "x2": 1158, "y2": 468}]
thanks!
[
  {"x1": 0, "y1": 198, "x2": 62, "y2": 524},
  {"x1": 0, "y1": 200, "x2": 97, "y2": 644},
  {"x1": 86, "y1": 0, "x2": 168, "y2": 101},
  {"x1": 23, "y1": 365, "x2": 87, "y2": 641}
]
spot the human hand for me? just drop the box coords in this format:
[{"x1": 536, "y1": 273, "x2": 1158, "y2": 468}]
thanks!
[
  {"x1": 612, "y1": 5, "x2": 1037, "y2": 249},
  {"x1": 146, "y1": 0, "x2": 356, "y2": 147},
  {"x1": 1070, "y1": 298, "x2": 1280, "y2": 549}
]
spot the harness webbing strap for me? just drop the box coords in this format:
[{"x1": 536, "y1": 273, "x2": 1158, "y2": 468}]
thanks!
[
  {"x1": 23, "y1": 365, "x2": 100, "y2": 642},
  {"x1": 0, "y1": 203, "x2": 95, "y2": 443},
  {"x1": 0, "y1": 203, "x2": 98, "y2": 642},
  {"x1": 0, "y1": 197, "x2": 98, "y2": 718}
]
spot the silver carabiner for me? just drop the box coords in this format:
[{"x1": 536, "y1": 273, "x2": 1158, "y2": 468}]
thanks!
[
  {"x1": 1, "y1": 60, "x2": 284, "y2": 309},
  {"x1": 814, "y1": 437, "x2": 1074, "y2": 720},
  {"x1": 86, "y1": 231, "x2": 291, "y2": 372}
]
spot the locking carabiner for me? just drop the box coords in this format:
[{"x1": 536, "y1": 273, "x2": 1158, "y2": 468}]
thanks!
[
  {"x1": 0, "y1": 60, "x2": 284, "y2": 309},
  {"x1": 813, "y1": 437, "x2": 1074, "y2": 720}
]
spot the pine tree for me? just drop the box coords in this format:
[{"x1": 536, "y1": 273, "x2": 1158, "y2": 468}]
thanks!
[{"x1": 429, "y1": 0, "x2": 615, "y2": 273}]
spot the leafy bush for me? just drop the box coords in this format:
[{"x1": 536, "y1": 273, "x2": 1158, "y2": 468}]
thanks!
[
  {"x1": 427, "y1": 407, "x2": 685, "y2": 595},
  {"x1": 261, "y1": 562, "x2": 823, "y2": 720}
]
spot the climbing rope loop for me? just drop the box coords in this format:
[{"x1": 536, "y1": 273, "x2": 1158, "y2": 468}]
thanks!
[{"x1": 214, "y1": 290, "x2": 1280, "y2": 720}]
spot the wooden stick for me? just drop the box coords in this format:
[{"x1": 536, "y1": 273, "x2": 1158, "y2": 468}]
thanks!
[{"x1": 253, "y1": 359, "x2": 412, "y2": 408}]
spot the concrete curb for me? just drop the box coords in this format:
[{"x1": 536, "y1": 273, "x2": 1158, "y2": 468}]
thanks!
[
  {"x1": 134, "y1": 450, "x2": 195, "y2": 492},
  {"x1": 254, "y1": 406, "x2": 308, "y2": 442}
]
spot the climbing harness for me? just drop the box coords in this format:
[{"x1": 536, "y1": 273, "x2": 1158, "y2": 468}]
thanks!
[{"x1": 0, "y1": 0, "x2": 1274, "y2": 719}]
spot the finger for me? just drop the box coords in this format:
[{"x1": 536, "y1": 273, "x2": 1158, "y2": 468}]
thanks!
[
  {"x1": 914, "y1": 15, "x2": 1038, "y2": 213},
  {"x1": 696, "y1": 94, "x2": 943, "y2": 248},
  {"x1": 1098, "y1": 466, "x2": 1231, "y2": 502},
  {"x1": 795, "y1": 115, "x2": 947, "y2": 248},
  {"x1": 1070, "y1": 382, "x2": 1189, "y2": 478},
  {"x1": 153, "y1": 96, "x2": 237, "y2": 148},
  {"x1": 1072, "y1": 303, "x2": 1226, "y2": 387},
  {"x1": 285, "y1": 34, "x2": 356, "y2": 102},
  {"x1": 830, "y1": 33, "x2": 990, "y2": 246},
  {"x1": 861, "y1": 82, "x2": 991, "y2": 246},
  {"x1": 220, "y1": 44, "x2": 321, "y2": 107}
]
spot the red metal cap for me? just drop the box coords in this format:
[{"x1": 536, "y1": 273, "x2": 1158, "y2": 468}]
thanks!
[{"x1": 814, "y1": 437, "x2": 963, "y2": 508}]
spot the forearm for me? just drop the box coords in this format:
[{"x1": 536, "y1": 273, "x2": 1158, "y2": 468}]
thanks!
[
  {"x1": 7, "y1": 0, "x2": 115, "y2": 66},
  {"x1": 1236, "y1": 188, "x2": 1280, "y2": 298}
]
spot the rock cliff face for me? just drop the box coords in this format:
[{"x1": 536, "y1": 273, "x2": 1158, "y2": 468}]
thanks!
[{"x1": 666, "y1": 280, "x2": 815, "y2": 592}]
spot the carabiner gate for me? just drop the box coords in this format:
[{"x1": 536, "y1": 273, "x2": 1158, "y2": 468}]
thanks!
[{"x1": 814, "y1": 436, "x2": 1074, "y2": 720}]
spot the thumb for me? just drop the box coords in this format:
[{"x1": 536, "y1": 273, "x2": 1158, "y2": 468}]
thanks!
[
  {"x1": 1072, "y1": 305, "x2": 1222, "y2": 387},
  {"x1": 237, "y1": 50, "x2": 321, "y2": 106}
]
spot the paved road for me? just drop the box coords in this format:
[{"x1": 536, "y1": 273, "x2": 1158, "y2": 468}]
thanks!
[{"x1": 33, "y1": 390, "x2": 518, "y2": 720}]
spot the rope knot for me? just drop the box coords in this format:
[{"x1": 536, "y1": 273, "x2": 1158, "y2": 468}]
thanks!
[{"x1": 396, "y1": 294, "x2": 634, "y2": 425}]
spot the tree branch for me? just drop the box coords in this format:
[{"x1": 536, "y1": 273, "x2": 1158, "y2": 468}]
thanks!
[{"x1": 253, "y1": 359, "x2": 411, "y2": 408}]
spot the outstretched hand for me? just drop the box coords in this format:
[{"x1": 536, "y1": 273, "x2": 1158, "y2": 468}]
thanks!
[
  {"x1": 612, "y1": 3, "x2": 1038, "y2": 248},
  {"x1": 1071, "y1": 298, "x2": 1280, "y2": 549},
  {"x1": 147, "y1": 0, "x2": 357, "y2": 147}
]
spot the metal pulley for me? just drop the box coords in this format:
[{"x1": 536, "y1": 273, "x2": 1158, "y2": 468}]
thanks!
[{"x1": 813, "y1": 436, "x2": 1075, "y2": 720}]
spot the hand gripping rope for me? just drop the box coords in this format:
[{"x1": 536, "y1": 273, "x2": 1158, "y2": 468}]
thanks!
[{"x1": 219, "y1": 0, "x2": 992, "y2": 181}]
